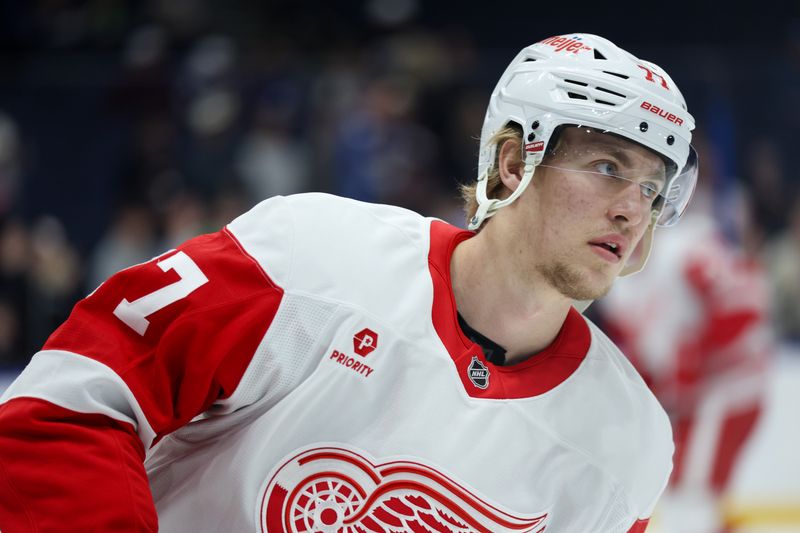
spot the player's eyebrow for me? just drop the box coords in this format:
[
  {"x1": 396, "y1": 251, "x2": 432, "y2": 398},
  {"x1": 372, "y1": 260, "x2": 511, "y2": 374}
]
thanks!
[{"x1": 595, "y1": 141, "x2": 664, "y2": 176}]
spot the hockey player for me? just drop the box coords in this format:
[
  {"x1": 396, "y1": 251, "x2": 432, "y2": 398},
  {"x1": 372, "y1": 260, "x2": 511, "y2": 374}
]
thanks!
[
  {"x1": 599, "y1": 170, "x2": 772, "y2": 532},
  {"x1": 0, "y1": 34, "x2": 697, "y2": 532}
]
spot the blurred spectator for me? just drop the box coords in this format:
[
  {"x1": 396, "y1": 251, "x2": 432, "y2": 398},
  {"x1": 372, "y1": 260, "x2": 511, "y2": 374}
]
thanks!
[
  {"x1": 0, "y1": 298, "x2": 21, "y2": 366},
  {"x1": 110, "y1": 24, "x2": 177, "y2": 207},
  {"x1": 746, "y1": 137, "x2": 790, "y2": 239},
  {"x1": 442, "y1": 87, "x2": 485, "y2": 188},
  {"x1": 308, "y1": 45, "x2": 369, "y2": 192},
  {"x1": 235, "y1": 84, "x2": 311, "y2": 200},
  {"x1": 0, "y1": 219, "x2": 30, "y2": 367},
  {"x1": 0, "y1": 112, "x2": 22, "y2": 217},
  {"x1": 120, "y1": 115, "x2": 180, "y2": 207},
  {"x1": 113, "y1": 24, "x2": 173, "y2": 118},
  {"x1": 180, "y1": 86, "x2": 242, "y2": 197},
  {"x1": 159, "y1": 191, "x2": 209, "y2": 250},
  {"x1": 177, "y1": 35, "x2": 243, "y2": 198},
  {"x1": 764, "y1": 194, "x2": 800, "y2": 341},
  {"x1": 365, "y1": 0, "x2": 419, "y2": 28},
  {"x1": 332, "y1": 73, "x2": 442, "y2": 211},
  {"x1": 208, "y1": 188, "x2": 249, "y2": 231},
  {"x1": 88, "y1": 204, "x2": 159, "y2": 291},
  {"x1": 26, "y1": 216, "x2": 83, "y2": 354}
]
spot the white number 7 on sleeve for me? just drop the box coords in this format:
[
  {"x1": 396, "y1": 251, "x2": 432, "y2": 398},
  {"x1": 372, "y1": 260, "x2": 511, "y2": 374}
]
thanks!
[{"x1": 113, "y1": 251, "x2": 209, "y2": 335}]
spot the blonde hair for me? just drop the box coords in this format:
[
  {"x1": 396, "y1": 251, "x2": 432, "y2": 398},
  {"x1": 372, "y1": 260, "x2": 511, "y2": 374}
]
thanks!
[{"x1": 460, "y1": 124, "x2": 523, "y2": 225}]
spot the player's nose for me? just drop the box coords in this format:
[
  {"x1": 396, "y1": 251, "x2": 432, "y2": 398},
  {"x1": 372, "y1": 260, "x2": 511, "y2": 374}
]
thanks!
[{"x1": 606, "y1": 181, "x2": 645, "y2": 227}]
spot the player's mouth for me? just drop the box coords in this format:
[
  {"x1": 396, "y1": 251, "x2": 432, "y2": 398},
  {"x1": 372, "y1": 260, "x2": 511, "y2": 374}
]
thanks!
[{"x1": 588, "y1": 234, "x2": 627, "y2": 263}]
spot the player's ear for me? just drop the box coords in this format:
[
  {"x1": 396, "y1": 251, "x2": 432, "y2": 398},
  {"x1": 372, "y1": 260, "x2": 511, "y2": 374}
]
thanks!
[{"x1": 497, "y1": 138, "x2": 524, "y2": 193}]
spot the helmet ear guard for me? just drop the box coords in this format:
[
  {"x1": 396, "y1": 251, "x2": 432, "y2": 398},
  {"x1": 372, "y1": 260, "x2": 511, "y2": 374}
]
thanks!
[{"x1": 469, "y1": 137, "x2": 542, "y2": 231}]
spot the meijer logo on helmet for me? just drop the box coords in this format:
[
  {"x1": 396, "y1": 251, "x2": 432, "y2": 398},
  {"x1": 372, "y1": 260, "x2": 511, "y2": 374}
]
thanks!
[{"x1": 538, "y1": 35, "x2": 592, "y2": 54}]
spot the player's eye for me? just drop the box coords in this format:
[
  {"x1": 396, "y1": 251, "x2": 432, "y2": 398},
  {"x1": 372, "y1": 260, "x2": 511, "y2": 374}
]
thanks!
[
  {"x1": 594, "y1": 161, "x2": 618, "y2": 176},
  {"x1": 639, "y1": 181, "x2": 661, "y2": 200}
]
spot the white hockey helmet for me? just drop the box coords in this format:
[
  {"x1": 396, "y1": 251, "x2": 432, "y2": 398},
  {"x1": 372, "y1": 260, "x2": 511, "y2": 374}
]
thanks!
[{"x1": 471, "y1": 34, "x2": 697, "y2": 274}]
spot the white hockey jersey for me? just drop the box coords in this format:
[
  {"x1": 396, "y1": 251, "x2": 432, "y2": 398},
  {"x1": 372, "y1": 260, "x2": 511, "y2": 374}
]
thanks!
[{"x1": 0, "y1": 193, "x2": 672, "y2": 532}]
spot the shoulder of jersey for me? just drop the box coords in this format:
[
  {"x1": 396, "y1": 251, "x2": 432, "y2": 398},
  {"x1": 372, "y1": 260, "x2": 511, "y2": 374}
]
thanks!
[
  {"x1": 582, "y1": 319, "x2": 674, "y2": 515},
  {"x1": 227, "y1": 193, "x2": 436, "y2": 313}
]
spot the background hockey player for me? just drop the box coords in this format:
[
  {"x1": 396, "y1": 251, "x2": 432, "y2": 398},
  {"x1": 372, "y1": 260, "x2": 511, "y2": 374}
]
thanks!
[{"x1": 598, "y1": 134, "x2": 773, "y2": 533}]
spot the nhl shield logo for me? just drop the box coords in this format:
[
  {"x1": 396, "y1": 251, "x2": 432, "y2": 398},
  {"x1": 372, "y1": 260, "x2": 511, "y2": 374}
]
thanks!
[{"x1": 467, "y1": 356, "x2": 490, "y2": 389}]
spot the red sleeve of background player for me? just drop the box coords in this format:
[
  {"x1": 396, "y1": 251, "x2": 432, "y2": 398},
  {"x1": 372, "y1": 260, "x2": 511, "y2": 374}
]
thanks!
[
  {"x1": 684, "y1": 253, "x2": 762, "y2": 350},
  {"x1": 679, "y1": 249, "x2": 765, "y2": 391},
  {"x1": 627, "y1": 518, "x2": 650, "y2": 532},
  {"x1": 0, "y1": 227, "x2": 283, "y2": 532}
]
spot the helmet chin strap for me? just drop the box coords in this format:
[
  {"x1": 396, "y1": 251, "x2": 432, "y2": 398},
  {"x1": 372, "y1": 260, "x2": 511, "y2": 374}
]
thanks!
[{"x1": 468, "y1": 158, "x2": 538, "y2": 231}]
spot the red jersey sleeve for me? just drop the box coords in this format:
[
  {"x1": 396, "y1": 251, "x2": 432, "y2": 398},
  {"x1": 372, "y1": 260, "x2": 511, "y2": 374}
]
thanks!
[
  {"x1": 627, "y1": 518, "x2": 650, "y2": 532},
  {"x1": 0, "y1": 227, "x2": 283, "y2": 532}
]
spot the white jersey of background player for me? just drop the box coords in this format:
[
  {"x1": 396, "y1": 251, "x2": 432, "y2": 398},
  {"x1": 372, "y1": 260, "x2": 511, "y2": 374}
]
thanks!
[
  {"x1": 0, "y1": 34, "x2": 698, "y2": 532},
  {"x1": 599, "y1": 183, "x2": 773, "y2": 532}
]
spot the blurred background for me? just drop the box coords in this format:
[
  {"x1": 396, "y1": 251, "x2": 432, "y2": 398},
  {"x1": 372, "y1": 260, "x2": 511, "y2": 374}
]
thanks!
[{"x1": 0, "y1": 1, "x2": 798, "y2": 531}]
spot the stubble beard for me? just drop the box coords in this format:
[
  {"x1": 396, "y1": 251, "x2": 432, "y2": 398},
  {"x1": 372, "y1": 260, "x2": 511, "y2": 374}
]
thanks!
[{"x1": 535, "y1": 260, "x2": 613, "y2": 301}]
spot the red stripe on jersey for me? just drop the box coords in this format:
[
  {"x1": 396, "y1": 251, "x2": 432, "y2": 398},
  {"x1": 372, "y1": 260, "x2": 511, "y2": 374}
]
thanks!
[
  {"x1": 671, "y1": 403, "x2": 762, "y2": 491},
  {"x1": 428, "y1": 221, "x2": 475, "y2": 355},
  {"x1": 627, "y1": 518, "x2": 650, "y2": 532},
  {"x1": 710, "y1": 404, "x2": 761, "y2": 490},
  {"x1": 42, "y1": 228, "x2": 283, "y2": 439},
  {"x1": 428, "y1": 220, "x2": 590, "y2": 399},
  {"x1": 0, "y1": 397, "x2": 157, "y2": 532}
]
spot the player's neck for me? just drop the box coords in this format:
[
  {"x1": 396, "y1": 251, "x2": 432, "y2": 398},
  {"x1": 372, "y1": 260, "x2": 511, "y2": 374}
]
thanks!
[{"x1": 450, "y1": 227, "x2": 571, "y2": 365}]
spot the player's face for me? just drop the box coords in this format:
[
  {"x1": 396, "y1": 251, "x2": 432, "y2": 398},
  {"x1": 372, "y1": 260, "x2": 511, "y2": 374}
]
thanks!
[{"x1": 513, "y1": 127, "x2": 666, "y2": 300}]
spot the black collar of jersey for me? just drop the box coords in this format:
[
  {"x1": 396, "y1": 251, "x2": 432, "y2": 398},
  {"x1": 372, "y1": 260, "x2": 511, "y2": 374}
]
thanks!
[{"x1": 457, "y1": 313, "x2": 507, "y2": 366}]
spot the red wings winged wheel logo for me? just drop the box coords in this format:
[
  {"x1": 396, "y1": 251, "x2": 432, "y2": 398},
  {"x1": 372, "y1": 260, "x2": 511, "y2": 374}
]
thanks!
[{"x1": 260, "y1": 446, "x2": 548, "y2": 533}]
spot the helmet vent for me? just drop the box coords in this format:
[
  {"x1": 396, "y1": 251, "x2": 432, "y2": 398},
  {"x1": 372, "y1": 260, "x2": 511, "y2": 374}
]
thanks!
[
  {"x1": 564, "y1": 79, "x2": 589, "y2": 87},
  {"x1": 596, "y1": 86, "x2": 627, "y2": 99},
  {"x1": 594, "y1": 49, "x2": 607, "y2": 60},
  {"x1": 563, "y1": 87, "x2": 619, "y2": 107},
  {"x1": 603, "y1": 71, "x2": 629, "y2": 80}
]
